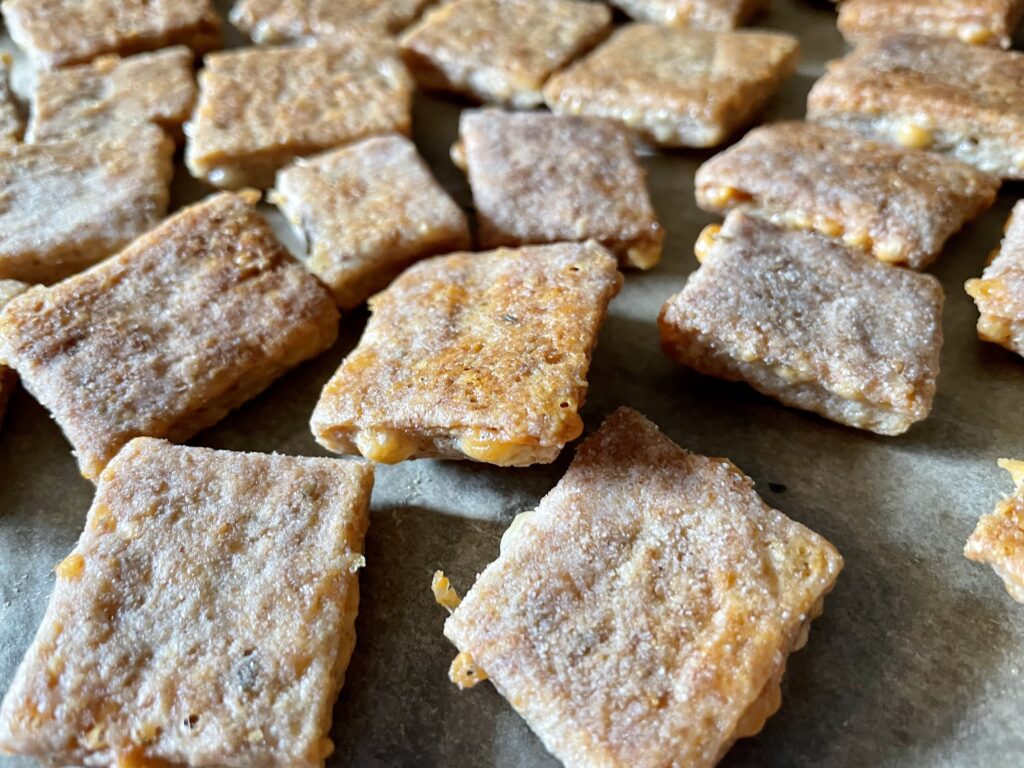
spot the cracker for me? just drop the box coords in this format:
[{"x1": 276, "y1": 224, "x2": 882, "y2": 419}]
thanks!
[
  {"x1": 966, "y1": 200, "x2": 1024, "y2": 358},
  {"x1": 0, "y1": 280, "x2": 29, "y2": 426},
  {"x1": 270, "y1": 134, "x2": 470, "y2": 310},
  {"x1": 543, "y1": 23, "x2": 799, "y2": 148},
  {"x1": 398, "y1": 0, "x2": 611, "y2": 108},
  {"x1": 310, "y1": 241, "x2": 622, "y2": 466},
  {"x1": 27, "y1": 47, "x2": 197, "y2": 143},
  {"x1": 0, "y1": 124, "x2": 174, "y2": 284},
  {"x1": 186, "y1": 41, "x2": 413, "y2": 189},
  {"x1": 0, "y1": 437, "x2": 372, "y2": 767},
  {"x1": 965, "y1": 459, "x2": 1024, "y2": 603},
  {"x1": 455, "y1": 109, "x2": 663, "y2": 270},
  {"x1": 0, "y1": 192, "x2": 339, "y2": 480},
  {"x1": 659, "y1": 211, "x2": 944, "y2": 436},
  {"x1": 838, "y1": 0, "x2": 1024, "y2": 49},
  {"x1": 1, "y1": 0, "x2": 220, "y2": 69},
  {"x1": 695, "y1": 121, "x2": 999, "y2": 269},
  {"x1": 609, "y1": 0, "x2": 768, "y2": 30},
  {"x1": 230, "y1": 0, "x2": 433, "y2": 43},
  {"x1": 444, "y1": 407, "x2": 843, "y2": 768},
  {"x1": 807, "y1": 34, "x2": 1024, "y2": 179},
  {"x1": 0, "y1": 53, "x2": 21, "y2": 142}
]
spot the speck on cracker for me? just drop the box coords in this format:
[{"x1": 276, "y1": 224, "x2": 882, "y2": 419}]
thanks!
[
  {"x1": 0, "y1": 123, "x2": 175, "y2": 284},
  {"x1": 185, "y1": 41, "x2": 413, "y2": 190},
  {"x1": 807, "y1": 34, "x2": 1024, "y2": 180},
  {"x1": 838, "y1": 0, "x2": 1024, "y2": 49},
  {"x1": 231, "y1": 0, "x2": 434, "y2": 43},
  {"x1": 695, "y1": 121, "x2": 999, "y2": 270},
  {"x1": 609, "y1": 0, "x2": 769, "y2": 30},
  {"x1": 26, "y1": 47, "x2": 197, "y2": 143},
  {"x1": 454, "y1": 109, "x2": 663, "y2": 270},
  {"x1": 659, "y1": 212, "x2": 944, "y2": 436},
  {"x1": 966, "y1": 459, "x2": 1024, "y2": 603},
  {"x1": 0, "y1": 192, "x2": 339, "y2": 480},
  {"x1": 398, "y1": 0, "x2": 612, "y2": 108},
  {"x1": 1, "y1": 0, "x2": 221, "y2": 69},
  {"x1": 310, "y1": 241, "x2": 622, "y2": 466},
  {"x1": 966, "y1": 200, "x2": 1024, "y2": 359},
  {"x1": 270, "y1": 134, "x2": 470, "y2": 310},
  {"x1": 442, "y1": 407, "x2": 843, "y2": 768},
  {"x1": 543, "y1": 23, "x2": 799, "y2": 148},
  {"x1": 0, "y1": 438, "x2": 373, "y2": 768}
]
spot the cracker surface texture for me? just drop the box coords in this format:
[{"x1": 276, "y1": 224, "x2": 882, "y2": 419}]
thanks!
[
  {"x1": 445, "y1": 407, "x2": 843, "y2": 768},
  {"x1": 231, "y1": 0, "x2": 434, "y2": 43},
  {"x1": 838, "y1": 0, "x2": 1024, "y2": 48},
  {"x1": 0, "y1": 438, "x2": 373, "y2": 767}
]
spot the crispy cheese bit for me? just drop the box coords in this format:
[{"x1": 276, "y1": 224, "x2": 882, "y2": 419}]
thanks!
[
  {"x1": 958, "y1": 24, "x2": 993, "y2": 46},
  {"x1": 353, "y1": 428, "x2": 417, "y2": 464},
  {"x1": 703, "y1": 185, "x2": 748, "y2": 209},
  {"x1": 626, "y1": 240, "x2": 662, "y2": 271},
  {"x1": 432, "y1": 570, "x2": 462, "y2": 612},
  {"x1": 448, "y1": 650, "x2": 488, "y2": 689},
  {"x1": 115, "y1": 748, "x2": 175, "y2": 768},
  {"x1": 896, "y1": 121, "x2": 933, "y2": 149},
  {"x1": 694, "y1": 224, "x2": 722, "y2": 264},
  {"x1": 458, "y1": 432, "x2": 538, "y2": 466},
  {"x1": 873, "y1": 238, "x2": 905, "y2": 264},
  {"x1": 843, "y1": 230, "x2": 872, "y2": 251},
  {"x1": 54, "y1": 554, "x2": 85, "y2": 581},
  {"x1": 812, "y1": 214, "x2": 843, "y2": 239},
  {"x1": 449, "y1": 139, "x2": 467, "y2": 170},
  {"x1": 999, "y1": 458, "x2": 1024, "y2": 488},
  {"x1": 500, "y1": 511, "x2": 534, "y2": 554}
]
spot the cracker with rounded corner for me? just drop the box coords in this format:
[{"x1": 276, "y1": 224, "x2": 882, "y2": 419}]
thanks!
[
  {"x1": 659, "y1": 211, "x2": 944, "y2": 436},
  {"x1": 398, "y1": 0, "x2": 611, "y2": 108},
  {"x1": 230, "y1": 0, "x2": 435, "y2": 43},
  {"x1": 0, "y1": 123, "x2": 174, "y2": 284},
  {"x1": 838, "y1": 0, "x2": 1024, "y2": 49},
  {"x1": 0, "y1": 437, "x2": 373, "y2": 768},
  {"x1": 807, "y1": 34, "x2": 1024, "y2": 180},
  {"x1": 1, "y1": 0, "x2": 220, "y2": 69},
  {"x1": 0, "y1": 192, "x2": 339, "y2": 480},
  {"x1": 443, "y1": 406, "x2": 843, "y2": 768},
  {"x1": 965, "y1": 459, "x2": 1024, "y2": 603},
  {"x1": 966, "y1": 200, "x2": 1024, "y2": 358},
  {"x1": 454, "y1": 109, "x2": 664, "y2": 270},
  {"x1": 0, "y1": 53, "x2": 21, "y2": 142},
  {"x1": 270, "y1": 133, "x2": 470, "y2": 311},
  {"x1": 0, "y1": 279, "x2": 29, "y2": 426},
  {"x1": 695, "y1": 121, "x2": 999, "y2": 270},
  {"x1": 310, "y1": 241, "x2": 622, "y2": 466},
  {"x1": 609, "y1": 0, "x2": 768, "y2": 30},
  {"x1": 543, "y1": 23, "x2": 799, "y2": 148},
  {"x1": 27, "y1": 47, "x2": 197, "y2": 144},
  {"x1": 186, "y1": 41, "x2": 413, "y2": 190}
]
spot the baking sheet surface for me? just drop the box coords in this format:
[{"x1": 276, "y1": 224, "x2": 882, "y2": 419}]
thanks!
[{"x1": 2, "y1": 1, "x2": 1024, "y2": 766}]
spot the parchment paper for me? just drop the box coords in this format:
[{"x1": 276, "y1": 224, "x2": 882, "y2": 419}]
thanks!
[{"x1": 2, "y1": 1, "x2": 1024, "y2": 766}]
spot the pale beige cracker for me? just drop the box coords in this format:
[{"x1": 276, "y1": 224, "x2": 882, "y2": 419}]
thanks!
[
  {"x1": 966, "y1": 200, "x2": 1024, "y2": 358},
  {"x1": 231, "y1": 0, "x2": 434, "y2": 43}
]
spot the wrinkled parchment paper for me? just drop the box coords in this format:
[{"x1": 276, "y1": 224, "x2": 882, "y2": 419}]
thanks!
[{"x1": 2, "y1": 1, "x2": 1024, "y2": 766}]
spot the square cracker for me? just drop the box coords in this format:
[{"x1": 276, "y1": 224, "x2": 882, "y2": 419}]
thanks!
[
  {"x1": 0, "y1": 192, "x2": 339, "y2": 480},
  {"x1": 0, "y1": 437, "x2": 373, "y2": 768},
  {"x1": 455, "y1": 109, "x2": 664, "y2": 270},
  {"x1": 838, "y1": 0, "x2": 1024, "y2": 49},
  {"x1": 444, "y1": 407, "x2": 843, "y2": 768},
  {"x1": 0, "y1": 53, "x2": 21, "y2": 142},
  {"x1": 270, "y1": 133, "x2": 470, "y2": 311},
  {"x1": 543, "y1": 23, "x2": 799, "y2": 148},
  {"x1": 609, "y1": 0, "x2": 769, "y2": 30},
  {"x1": 966, "y1": 459, "x2": 1024, "y2": 603},
  {"x1": 0, "y1": 123, "x2": 175, "y2": 284},
  {"x1": 0, "y1": 280, "x2": 29, "y2": 426},
  {"x1": 658, "y1": 211, "x2": 944, "y2": 436},
  {"x1": 1, "y1": 0, "x2": 220, "y2": 70},
  {"x1": 807, "y1": 34, "x2": 1024, "y2": 180},
  {"x1": 398, "y1": 0, "x2": 611, "y2": 108},
  {"x1": 966, "y1": 200, "x2": 1024, "y2": 358},
  {"x1": 185, "y1": 41, "x2": 413, "y2": 190},
  {"x1": 694, "y1": 121, "x2": 999, "y2": 270},
  {"x1": 230, "y1": 0, "x2": 434, "y2": 43},
  {"x1": 27, "y1": 47, "x2": 197, "y2": 144},
  {"x1": 310, "y1": 241, "x2": 622, "y2": 466}
]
